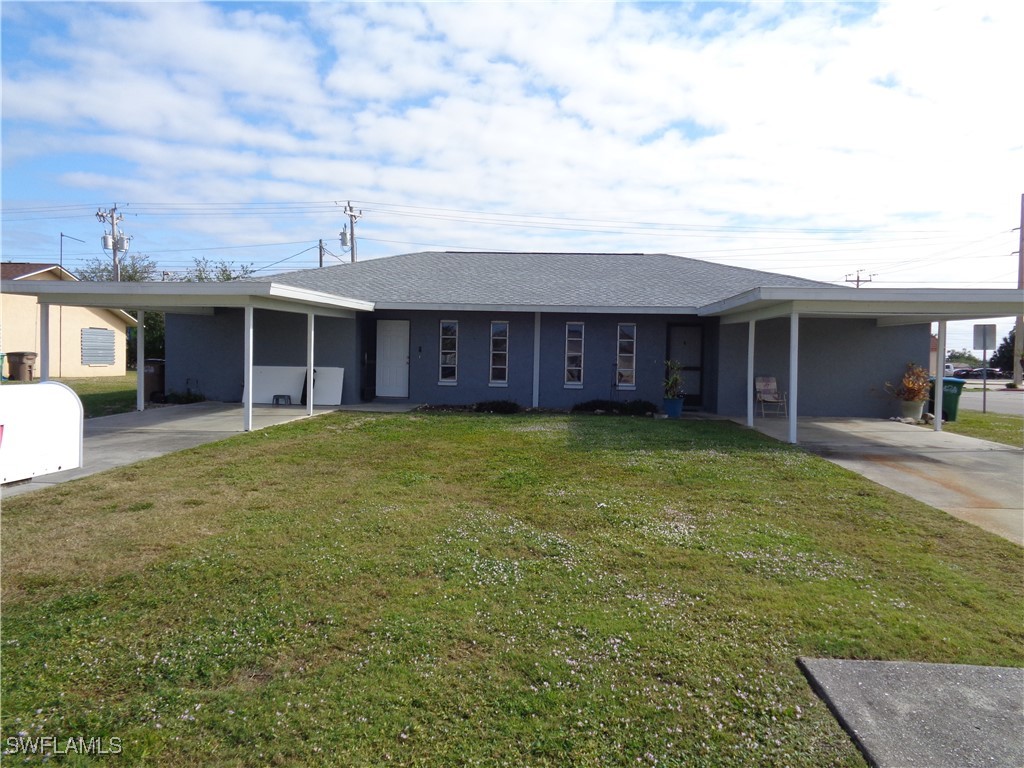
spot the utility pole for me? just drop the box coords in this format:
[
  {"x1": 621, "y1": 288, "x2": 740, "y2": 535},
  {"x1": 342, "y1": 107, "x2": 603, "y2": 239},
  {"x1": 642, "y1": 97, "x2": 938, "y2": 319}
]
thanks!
[
  {"x1": 319, "y1": 239, "x2": 325, "y2": 268},
  {"x1": 341, "y1": 200, "x2": 362, "y2": 262},
  {"x1": 1014, "y1": 193, "x2": 1023, "y2": 388},
  {"x1": 844, "y1": 270, "x2": 876, "y2": 288},
  {"x1": 96, "y1": 205, "x2": 127, "y2": 281}
]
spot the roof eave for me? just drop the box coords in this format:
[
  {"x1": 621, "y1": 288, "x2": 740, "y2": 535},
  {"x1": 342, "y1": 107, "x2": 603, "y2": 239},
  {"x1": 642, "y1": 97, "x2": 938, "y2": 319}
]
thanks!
[
  {"x1": 373, "y1": 302, "x2": 701, "y2": 315},
  {"x1": 700, "y1": 287, "x2": 1024, "y2": 325},
  {"x1": 0, "y1": 280, "x2": 375, "y2": 316}
]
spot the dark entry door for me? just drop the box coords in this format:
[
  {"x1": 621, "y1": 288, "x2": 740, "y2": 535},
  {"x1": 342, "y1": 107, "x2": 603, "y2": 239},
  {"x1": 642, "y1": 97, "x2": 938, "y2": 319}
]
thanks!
[{"x1": 668, "y1": 325, "x2": 702, "y2": 407}]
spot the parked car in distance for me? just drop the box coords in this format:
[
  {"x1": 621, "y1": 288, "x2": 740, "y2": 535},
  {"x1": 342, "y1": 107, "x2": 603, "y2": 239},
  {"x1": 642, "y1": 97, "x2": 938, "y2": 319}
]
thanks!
[
  {"x1": 952, "y1": 368, "x2": 973, "y2": 378},
  {"x1": 968, "y1": 367, "x2": 1005, "y2": 379}
]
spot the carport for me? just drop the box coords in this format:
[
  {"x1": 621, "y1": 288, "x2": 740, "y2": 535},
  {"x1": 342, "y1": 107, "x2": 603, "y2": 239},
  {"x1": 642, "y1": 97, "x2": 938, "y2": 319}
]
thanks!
[
  {"x1": 701, "y1": 286, "x2": 1023, "y2": 443},
  {"x1": 0, "y1": 280, "x2": 374, "y2": 431}
]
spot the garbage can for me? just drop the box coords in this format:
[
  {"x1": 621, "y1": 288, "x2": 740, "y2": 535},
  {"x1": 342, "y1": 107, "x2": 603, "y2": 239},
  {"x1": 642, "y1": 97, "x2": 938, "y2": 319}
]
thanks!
[
  {"x1": 6, "y1": 351, "x2": 38, "y2": 382},
  {"x1": 143, "y1": 359, "x2": 165, "y2": 401},
  {"x1": 927, "y1": 377, "x2": 967, "y2": 422}
]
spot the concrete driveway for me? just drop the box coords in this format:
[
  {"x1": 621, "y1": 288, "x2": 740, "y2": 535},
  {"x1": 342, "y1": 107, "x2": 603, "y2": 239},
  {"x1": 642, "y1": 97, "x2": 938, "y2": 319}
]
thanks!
[
  {"x1": 747, "y1": 417, "x2": 1024, "y2": 545},
  {"x1": 0, "y1": 402, "x2": 337, "y2": 500},
  {"x1": 1, "y1": 400, "x2": 426, "y2": 501}
]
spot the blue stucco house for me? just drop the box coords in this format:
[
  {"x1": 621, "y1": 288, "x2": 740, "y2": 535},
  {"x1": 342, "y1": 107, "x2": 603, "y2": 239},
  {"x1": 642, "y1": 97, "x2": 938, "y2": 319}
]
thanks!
[
  {"x1": 7, "y1": 250, "x2": 1020, "y2": 442},
  {"x1": 164, "y1": 251, "x2": 935, "y2": 415}
]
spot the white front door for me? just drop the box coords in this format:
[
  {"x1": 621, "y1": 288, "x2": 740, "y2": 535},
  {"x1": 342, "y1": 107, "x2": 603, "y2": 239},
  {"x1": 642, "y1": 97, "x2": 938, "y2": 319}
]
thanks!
[{"x1": 376, "y1": 320, "x2": 410, "y2": 397}]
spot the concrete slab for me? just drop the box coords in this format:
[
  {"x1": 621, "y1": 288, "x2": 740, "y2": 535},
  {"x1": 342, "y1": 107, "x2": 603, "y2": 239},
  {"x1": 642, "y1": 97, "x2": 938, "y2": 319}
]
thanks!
[
  {"x1": 798, "y1": 658, "x2": 1024, "y2": 768},
  {"x1": 743, "y1": 417, "x2": 1024, "y2": 546},
  {"x1": 1, "y1": 400, "x2": 426, "y2": 500},
  {"x1": 1, "y1": 402, "x2": 336, "y2": 499}
]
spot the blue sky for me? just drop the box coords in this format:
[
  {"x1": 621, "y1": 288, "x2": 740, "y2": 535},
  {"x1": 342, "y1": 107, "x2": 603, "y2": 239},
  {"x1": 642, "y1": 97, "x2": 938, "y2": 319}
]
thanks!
[{"x1": 2, "y1": 1, "x2": 1022, "y2": 350}]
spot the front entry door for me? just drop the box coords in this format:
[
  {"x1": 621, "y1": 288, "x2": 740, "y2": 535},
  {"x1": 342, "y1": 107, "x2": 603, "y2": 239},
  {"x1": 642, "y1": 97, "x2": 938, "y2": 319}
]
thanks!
[
  {"x1": 376, "y1": 320, "x2": 410, "y2": 397},
  {"x1": 668, "y1": 325, "x2": 702, "y2": 407}
]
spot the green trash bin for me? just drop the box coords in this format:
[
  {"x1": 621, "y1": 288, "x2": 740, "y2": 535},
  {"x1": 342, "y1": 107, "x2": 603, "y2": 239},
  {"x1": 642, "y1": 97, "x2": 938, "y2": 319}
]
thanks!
[{"x1": 927, "y1": 377, "x2": 966, "y2": 421}]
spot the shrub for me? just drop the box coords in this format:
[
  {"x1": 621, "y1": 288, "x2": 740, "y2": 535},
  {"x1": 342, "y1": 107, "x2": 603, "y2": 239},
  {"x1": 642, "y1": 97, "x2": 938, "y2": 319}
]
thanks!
[
  {"x1": 163, "y1": 390, "x2": 206, "y2": 405},
  {"x1": 473, "y1": 400, "x2": 521, "y2": 414},
  {"x1": 622, "y1": 399, "x2": 658, "y2": 416},
  {"x1": 571, "y1": 399, "x2": 657, "y2": 416}
]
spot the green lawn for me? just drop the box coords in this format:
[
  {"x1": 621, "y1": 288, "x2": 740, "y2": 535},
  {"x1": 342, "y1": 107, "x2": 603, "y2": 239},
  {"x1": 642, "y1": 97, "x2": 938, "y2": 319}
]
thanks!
[
  {"x1": 942, "y1": 410, "x2": 1024, "y2": 447},
  {"x1": 58, "y1": 372, "x2": 139, "y2": 418},
  {"x1": 2, "y1": 413, "x2": 1021, "y2": 767},
  {"x1": 1, "y1": 373, "x2": 140, "y2": 419}
]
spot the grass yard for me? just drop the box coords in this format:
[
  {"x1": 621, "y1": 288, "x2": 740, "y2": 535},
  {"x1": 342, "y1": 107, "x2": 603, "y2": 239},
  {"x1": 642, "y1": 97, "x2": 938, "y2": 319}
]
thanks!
[
  {"x1": 57, "y1": 372, "x2": 139, "y2": 419},
  {"x1": 2, "y1": 413, "x2": 1021, "y2": 766},
  {"x1": 940, "y1": 409, "x2": 1024, "y2": 447}
]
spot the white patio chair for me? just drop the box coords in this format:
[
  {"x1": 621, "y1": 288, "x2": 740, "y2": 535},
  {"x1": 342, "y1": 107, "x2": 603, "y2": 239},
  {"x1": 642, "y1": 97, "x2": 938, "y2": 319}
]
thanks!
[{"x1": 755, "y1": 376, "x2": 788, "y2": 417}]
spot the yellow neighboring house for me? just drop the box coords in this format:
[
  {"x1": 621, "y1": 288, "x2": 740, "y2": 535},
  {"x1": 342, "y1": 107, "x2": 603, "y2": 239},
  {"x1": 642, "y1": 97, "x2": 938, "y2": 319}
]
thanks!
[{"x1": 1, "y1": 263, "x2": 136, "y2": 379}]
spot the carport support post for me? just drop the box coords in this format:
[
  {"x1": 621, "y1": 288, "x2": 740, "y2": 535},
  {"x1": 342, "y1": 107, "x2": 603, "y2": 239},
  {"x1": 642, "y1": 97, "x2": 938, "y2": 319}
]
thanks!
[
  {"x1": 746, "y1": 320, "x2": 756, "y2": 427},
  {"x1": 306, "y1": 312, "x2": 315, "y2": 417},
  {"x1": 39, "y1": 303, "x2": 50, "y2": 381},
  {"x1": 243, "y1": 305, "x2": 254, "y2": 432},
  {"x1": 788, "y1": 312, "x2": 799, "y2": 444},
  {"x1": 532, "y1": 312, "x2": 541, "y2": 409},
  {"x1": 136, "y1": 310, "x2": 145, "y2": 412},
  {"x1": 934, "y1": 320, "x2": 946, "y2": 432}
]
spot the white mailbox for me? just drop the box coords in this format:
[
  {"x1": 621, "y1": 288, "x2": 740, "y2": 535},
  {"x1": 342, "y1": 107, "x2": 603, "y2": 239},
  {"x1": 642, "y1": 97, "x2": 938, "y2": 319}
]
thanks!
[{"x1": 0, "y1": 382, "x2": 84, "y2": 485}]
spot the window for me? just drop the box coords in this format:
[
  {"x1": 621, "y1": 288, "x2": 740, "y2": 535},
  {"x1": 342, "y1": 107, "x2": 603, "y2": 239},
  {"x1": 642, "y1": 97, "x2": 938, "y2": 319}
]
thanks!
[
  {"x1": 490, "y1": 321, "x2": 509, "y2": 385},
  {"x1": 616, "y1": 323, "x2": 636, "y2": 389},
  {"x1": 439, "y1": 320, "x2": 458, "y2": 383},
  {"x1": 564, "y1": 322, "x2": 584, "y2": 386},
  {"x1": 81, "y1": 327, "x2": 115, "y2": 366}
]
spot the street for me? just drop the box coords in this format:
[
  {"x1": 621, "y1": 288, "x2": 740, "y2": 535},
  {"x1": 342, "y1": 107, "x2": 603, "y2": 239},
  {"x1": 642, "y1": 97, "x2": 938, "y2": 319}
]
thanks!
[{"x1": 957, "y1": 384, "x2": 1024, "y2": 416}]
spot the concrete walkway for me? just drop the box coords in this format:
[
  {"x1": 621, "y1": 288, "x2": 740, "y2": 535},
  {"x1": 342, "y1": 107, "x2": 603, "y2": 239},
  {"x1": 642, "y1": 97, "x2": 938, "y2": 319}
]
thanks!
[
  {"x1": 799, "y1": 658, "x2": 1024, "y2": 768},
  {"x1": 744, "y1": 417, "x2": 1024, "y2": 546}
]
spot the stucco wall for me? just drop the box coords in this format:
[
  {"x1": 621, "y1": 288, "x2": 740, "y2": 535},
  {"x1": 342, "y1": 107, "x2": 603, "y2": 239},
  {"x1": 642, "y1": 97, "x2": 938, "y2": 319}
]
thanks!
[
  {"x1": 165, "y1": 309, "x2": 359, "y2": 402},
  {"x1": 1, "y1": 279, "x2": 129, "y2": 378},
  {"x1": 166, "y1": 308, "x2": 930, "y2": 417},
  {"x1": 369, "y1": 310, "x2": 709, "y2": 410},
  {"x1": 716, "y1": 317, "x2": 932, "y2": 418}
]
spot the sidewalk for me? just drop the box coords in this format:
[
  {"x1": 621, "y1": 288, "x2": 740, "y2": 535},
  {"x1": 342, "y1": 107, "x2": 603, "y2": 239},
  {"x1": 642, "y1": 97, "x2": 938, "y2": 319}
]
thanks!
[{"x1": 744, "y1": 417, "x2": 1024, "y2": 546}]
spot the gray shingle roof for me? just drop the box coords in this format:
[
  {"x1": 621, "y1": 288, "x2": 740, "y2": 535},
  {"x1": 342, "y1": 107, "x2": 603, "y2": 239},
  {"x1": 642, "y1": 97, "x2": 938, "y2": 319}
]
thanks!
[{"x1": 260, "y1": 251, "x2": 831, "y2": 311}]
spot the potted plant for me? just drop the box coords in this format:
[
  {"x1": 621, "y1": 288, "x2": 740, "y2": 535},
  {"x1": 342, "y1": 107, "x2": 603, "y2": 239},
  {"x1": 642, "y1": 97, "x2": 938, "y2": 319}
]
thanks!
[
  {"x1": 885, "y1": 362, "x2": 930, "y2": 420},
  {"x1": 663, "y1": 359, "x2": 684, "y2": 418}
]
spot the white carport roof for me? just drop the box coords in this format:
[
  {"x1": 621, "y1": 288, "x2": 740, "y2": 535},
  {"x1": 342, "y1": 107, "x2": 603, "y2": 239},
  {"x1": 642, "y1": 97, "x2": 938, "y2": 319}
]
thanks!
[
  {"x1": 699, "y1": 286, "x2": 1023, "y2": 325},
  {"x1": 0, "y1": 279, "x2": 375, "y2": 317},
  {"x1": 699, "y1": 285, "x2": 1023, "y2": 444},
  {"x1": 0, "y1": 279, "x2": 375, "y2": 432}
]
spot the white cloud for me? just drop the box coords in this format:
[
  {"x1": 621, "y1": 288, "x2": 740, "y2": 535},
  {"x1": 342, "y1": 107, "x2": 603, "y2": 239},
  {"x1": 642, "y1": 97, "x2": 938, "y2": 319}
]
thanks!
[{"x1": 1, "y1": 0, "x2": 1021, "y2": 305}]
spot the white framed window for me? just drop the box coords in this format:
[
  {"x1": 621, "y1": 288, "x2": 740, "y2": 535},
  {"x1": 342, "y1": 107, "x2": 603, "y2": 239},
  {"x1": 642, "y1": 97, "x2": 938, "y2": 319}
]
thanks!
[
  {"x1": 616, "y1": 323, "x2": 636, "y2": 389},
  {"x1": 439, "y1": 320, "x2": 458, "y2": 384},
  {"x1": 490, "y1": 320, "x2": 509, "y2": 385},
  {"x1": 564, "y1": 322, "x2": 584, "y2": 387}
]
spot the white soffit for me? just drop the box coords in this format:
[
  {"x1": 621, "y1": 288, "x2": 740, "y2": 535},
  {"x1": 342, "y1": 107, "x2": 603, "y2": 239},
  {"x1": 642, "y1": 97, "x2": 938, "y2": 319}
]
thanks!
[
  {"x1": 0, "y1": 280, "x2": 375, "y2": 317},
  {"x1": 701, "y1": 287, "x2": 1024, "y2": 325}
]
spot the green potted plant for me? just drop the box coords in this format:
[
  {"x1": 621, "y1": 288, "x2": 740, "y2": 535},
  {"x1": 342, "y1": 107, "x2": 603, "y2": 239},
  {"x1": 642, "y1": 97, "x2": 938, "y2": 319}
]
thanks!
[
  {"x1": 663, "y1": 359, "x2": 684, "y2": 418},
  {"x1": 885, "y1": 362, "x2": 930, "y2": 421}
]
